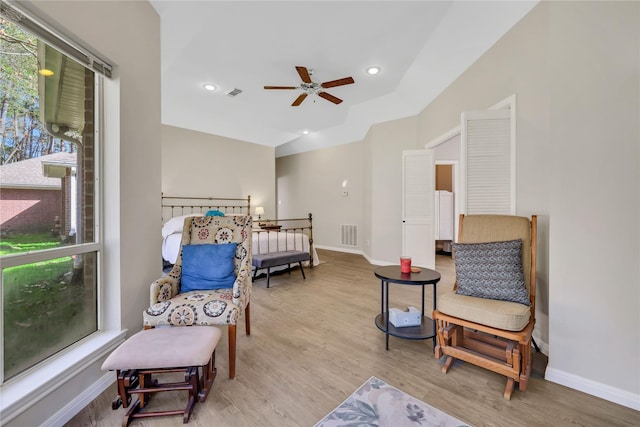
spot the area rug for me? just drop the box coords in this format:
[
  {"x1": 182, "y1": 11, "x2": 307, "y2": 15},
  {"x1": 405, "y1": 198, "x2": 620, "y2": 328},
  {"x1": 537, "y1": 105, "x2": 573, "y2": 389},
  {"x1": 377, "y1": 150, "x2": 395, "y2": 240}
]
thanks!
[{"x1": 314, "y1": 376, "x2": 470, "y2": 427}]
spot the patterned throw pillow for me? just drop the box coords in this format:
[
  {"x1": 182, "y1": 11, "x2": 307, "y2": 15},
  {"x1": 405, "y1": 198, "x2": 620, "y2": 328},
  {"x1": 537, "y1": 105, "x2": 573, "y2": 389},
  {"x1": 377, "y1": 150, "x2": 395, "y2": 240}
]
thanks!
[{"x1": 452, "y1": 239, "x2": 529, "y2": 306}]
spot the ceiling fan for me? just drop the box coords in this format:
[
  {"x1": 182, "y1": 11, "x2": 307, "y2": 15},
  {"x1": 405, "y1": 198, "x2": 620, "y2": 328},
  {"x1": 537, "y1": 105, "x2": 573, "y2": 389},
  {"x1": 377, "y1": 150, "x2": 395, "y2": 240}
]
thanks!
[{"x1": 264, "y1": 66, "x2": 355, "y2": 106}]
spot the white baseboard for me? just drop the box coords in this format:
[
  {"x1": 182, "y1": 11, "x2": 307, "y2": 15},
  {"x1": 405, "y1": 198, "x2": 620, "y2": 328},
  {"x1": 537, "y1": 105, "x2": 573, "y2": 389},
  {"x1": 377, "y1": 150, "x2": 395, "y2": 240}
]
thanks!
[
  {"x1": 545, "y1": 367, "x2": 640, "y2": 411},
  {"x1": 314, "y1": 245, "x2": 363, "y2": 255},
  {"x1": 42, "y1": 372, "x2": 115, "y2": 427},
  {"x1": 314, "y1": 245, "x2": 397, "y2": 267}
]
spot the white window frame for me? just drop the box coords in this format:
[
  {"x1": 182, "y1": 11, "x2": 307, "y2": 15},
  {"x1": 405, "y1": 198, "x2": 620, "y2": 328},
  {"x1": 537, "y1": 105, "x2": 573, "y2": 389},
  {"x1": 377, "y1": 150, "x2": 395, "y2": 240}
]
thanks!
[{"x1": 0, "y1": 19, "x2": 124, "y2": 426}]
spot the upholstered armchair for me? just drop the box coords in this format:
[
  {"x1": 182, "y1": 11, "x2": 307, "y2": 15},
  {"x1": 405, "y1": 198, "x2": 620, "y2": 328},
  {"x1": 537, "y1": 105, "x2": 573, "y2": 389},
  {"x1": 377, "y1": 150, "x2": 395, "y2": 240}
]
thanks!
[
  {"x1": 433, "y1": 214, "x2": 537, "y2": 399},
  {"x1": 143, "y1": 215, "x2": 252, "y2": 379}
]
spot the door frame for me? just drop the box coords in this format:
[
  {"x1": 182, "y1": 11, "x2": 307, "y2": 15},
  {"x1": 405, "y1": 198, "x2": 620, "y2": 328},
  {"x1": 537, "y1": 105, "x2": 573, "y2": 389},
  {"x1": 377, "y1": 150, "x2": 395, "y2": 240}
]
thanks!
[
  {"x1": 435, "y1": 160, "x2": 460, "y2": 243},
  {"x1": 426, "y1": 128, "x2": 461, "y2": 242}
]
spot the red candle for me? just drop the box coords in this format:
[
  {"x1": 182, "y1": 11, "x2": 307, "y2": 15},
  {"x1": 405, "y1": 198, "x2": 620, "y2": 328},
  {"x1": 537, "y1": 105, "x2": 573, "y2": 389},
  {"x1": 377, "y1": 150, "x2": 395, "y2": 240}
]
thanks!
[{"x1": 400, "y1": 256, "x2": 412, "y2": 273}]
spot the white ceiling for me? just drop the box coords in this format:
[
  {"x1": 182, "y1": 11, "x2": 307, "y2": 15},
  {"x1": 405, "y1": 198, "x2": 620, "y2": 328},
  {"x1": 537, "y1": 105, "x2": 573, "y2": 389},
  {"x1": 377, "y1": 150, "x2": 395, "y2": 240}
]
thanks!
[{"x1": 150, "y1": 1, "x2": 537, "y2": 157}]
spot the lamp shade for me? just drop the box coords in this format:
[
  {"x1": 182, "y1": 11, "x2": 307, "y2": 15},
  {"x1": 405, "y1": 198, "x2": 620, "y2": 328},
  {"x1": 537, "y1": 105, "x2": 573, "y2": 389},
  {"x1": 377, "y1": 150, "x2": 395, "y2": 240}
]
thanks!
[{"x1": 255, "y1": 206, "x2": 264, "y2": 216}]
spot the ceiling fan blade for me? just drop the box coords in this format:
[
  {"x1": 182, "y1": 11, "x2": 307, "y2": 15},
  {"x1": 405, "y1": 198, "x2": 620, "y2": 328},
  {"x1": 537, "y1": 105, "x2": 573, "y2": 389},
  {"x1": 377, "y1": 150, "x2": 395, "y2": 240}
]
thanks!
[
  {"x1": 321, "y1": 77, "x2": 355, "y2": 88},
  {"x1": 264, "y1": 86, "x2": 298, "y2": 90},
  {"x1": 296, "y1": 66, "x2": 312, "y2": 83},
  {"x1": 318, "y1": 91, "x2": 343, "y2": 105},
  {"x1": 292, "y1": 93, "x2": 308, "y2": 106}
]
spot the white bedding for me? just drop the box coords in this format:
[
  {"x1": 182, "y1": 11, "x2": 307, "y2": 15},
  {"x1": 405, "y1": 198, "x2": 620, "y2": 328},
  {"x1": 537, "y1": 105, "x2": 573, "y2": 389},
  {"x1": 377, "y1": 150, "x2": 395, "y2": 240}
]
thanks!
[{"x1": 161, "y1": 217, "x2": 319, "y2": 267}]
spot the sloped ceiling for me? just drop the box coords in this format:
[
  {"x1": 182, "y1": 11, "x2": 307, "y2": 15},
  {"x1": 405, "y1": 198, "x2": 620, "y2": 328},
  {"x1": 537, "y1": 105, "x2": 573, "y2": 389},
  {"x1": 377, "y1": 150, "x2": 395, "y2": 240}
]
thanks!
[{"x1": 150, "y1": 1, "x2": 537, "y2": 157}]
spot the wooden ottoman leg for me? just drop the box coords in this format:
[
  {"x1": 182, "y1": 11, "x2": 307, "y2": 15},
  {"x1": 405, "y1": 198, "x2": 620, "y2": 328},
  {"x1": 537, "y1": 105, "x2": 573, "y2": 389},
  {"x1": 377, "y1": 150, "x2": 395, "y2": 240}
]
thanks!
[
  {"x1": 183, "y1": 367, "x2": 199, "y2": 423},
  {"x1": 113, "y1": 369, "x2": 139, "y2": 410},
  {"x1": 122, "y1": 398, "x2": 142, "y2": 427},
  {"x1": 199, "y1": 350, "x2": 217, "y2": 402}
]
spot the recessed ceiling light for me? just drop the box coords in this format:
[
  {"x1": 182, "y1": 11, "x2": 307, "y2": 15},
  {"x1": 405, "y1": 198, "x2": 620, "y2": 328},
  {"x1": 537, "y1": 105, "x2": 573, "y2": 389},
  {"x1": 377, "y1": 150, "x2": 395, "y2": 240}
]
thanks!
[
  {"x1": 301, "y1": 129, "x2": 309, "y2": 135},
  {"x1": 366, "y1": 66, "x2": 381, "y2": 75},
  {"x1": 203, "y1": 84, "x2": 216, "y2": 91}
]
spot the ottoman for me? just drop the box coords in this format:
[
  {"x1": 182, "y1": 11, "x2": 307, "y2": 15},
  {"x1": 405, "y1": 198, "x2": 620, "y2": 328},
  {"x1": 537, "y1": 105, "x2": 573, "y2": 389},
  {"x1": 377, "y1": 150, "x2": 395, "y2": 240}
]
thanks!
[{"x1": 102, "y1": 326, "x2": 222, "y2": 425}]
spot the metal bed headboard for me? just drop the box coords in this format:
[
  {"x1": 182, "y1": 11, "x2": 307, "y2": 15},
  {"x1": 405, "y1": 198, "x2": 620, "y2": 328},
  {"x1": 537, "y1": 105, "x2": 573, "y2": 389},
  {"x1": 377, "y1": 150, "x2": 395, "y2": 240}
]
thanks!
[{"x1": 161, "y1": 194, "x2": 251, "y2": 223}]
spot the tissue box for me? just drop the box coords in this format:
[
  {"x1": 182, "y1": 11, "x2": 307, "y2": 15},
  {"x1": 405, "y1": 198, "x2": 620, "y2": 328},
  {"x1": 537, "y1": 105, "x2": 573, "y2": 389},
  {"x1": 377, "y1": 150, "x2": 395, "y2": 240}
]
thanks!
[{"x1": 389, "y1": 307, "x2": 421, "y2": 328}]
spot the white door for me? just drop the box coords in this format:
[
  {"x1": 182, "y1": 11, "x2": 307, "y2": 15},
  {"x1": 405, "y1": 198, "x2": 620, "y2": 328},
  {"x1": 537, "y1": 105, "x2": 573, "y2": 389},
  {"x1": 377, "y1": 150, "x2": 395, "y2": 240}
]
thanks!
[{"x1": 402, "y1": 150, "x2": 435, "y2": 269}]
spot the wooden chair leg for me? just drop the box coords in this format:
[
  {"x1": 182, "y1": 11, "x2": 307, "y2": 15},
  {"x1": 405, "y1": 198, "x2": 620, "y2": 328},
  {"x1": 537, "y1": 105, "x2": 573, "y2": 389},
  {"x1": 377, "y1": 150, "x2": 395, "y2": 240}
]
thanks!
[
  {"x1": 504, "y1": 378, "x2": 515, "y2": 400},
  {"x1": 519, "y1": 341, "x2": 532, "y2": 391},
  {"x1": 441, "y1": 356, "x2": 455, "y2": 374},
  {"x1": 228, "y1": 324, "x2": 237, "y2": 379},
  {"x1": 245, "y1": 303, "x2": 251, "y2": 336}
]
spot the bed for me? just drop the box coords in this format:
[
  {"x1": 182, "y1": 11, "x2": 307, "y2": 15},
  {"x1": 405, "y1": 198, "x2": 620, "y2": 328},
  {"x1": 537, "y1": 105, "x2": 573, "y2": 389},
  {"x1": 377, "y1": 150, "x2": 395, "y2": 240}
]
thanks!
[
  {"x1": 161, "y1": 194, "x2": 319, "y2": 270},
  {"x1": 252, "y1": 214, "x2": 319, "y2": 267}
]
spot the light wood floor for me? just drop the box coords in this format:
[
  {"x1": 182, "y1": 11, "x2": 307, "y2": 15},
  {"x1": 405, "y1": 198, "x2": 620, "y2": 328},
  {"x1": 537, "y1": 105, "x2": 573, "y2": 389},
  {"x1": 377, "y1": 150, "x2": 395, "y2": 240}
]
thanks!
[{"x1": 66, "y1": 249, "x2": 639, "y2": 427}]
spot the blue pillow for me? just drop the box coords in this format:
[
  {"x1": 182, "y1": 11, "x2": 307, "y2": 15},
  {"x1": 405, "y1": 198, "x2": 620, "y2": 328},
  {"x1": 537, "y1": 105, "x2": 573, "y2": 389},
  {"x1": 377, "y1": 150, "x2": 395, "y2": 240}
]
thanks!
[
  {"x1": 205, "y1": 210, "x2": 225, "y2": 217},
  {"x1": 180, "y1": 243, "x2": 237, "y2": 292}
]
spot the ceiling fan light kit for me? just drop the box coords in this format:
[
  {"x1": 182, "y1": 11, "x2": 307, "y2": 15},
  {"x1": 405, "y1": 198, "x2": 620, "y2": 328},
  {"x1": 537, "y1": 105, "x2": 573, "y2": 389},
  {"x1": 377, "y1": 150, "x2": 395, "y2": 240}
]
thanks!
[{"x1": 264, "y1": 66, "x2": 355, "y2": 106}]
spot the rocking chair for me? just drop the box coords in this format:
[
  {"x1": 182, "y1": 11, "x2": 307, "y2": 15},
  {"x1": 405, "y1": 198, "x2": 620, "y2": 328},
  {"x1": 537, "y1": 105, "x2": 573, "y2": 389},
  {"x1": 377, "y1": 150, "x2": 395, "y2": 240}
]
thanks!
[{"x1": 433, "y1": 214, "x2": 537, "y2": 399}]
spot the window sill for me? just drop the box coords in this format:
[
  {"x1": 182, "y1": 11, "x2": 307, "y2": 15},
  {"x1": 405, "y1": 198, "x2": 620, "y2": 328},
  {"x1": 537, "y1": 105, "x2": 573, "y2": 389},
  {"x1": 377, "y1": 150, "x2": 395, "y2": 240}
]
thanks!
[{"x1": 0, "y1": 330, "x2": 126, "y2": 424}]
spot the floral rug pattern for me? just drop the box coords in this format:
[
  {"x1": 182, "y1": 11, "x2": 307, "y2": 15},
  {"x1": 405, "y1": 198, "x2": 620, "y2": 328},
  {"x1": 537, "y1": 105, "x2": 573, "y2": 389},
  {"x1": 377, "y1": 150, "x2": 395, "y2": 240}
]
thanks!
[{"x1": 314, "y1": 376, "x2": 470, "y2": 427}]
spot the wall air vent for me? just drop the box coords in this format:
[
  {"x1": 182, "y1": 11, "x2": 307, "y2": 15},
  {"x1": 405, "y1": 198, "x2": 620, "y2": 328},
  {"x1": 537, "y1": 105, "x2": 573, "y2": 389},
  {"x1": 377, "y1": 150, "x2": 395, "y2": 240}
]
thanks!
[
  {"x1": 225, "y1": 88, "x2": 243, "y2": 97},
  {"x1": 341, "y1": 224, "x2": 358, "y2": 247}
]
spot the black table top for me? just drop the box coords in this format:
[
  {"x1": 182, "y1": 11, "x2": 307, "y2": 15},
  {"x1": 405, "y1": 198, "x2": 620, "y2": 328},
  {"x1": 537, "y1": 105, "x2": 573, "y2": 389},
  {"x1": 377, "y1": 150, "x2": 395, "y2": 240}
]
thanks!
[{"x1": 374, "y1": 265, "x2": 441, "y2": 285}]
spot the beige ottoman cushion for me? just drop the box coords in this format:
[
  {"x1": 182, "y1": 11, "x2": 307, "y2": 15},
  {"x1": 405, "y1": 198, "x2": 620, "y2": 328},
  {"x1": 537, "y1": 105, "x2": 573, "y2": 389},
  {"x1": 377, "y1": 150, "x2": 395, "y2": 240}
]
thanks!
[
  {"x1": 438, "y1": 292, "x2": 531, "y2": 331},
  {"x1": 102, "y1": 326, "x2": 222, "y2": 370}
]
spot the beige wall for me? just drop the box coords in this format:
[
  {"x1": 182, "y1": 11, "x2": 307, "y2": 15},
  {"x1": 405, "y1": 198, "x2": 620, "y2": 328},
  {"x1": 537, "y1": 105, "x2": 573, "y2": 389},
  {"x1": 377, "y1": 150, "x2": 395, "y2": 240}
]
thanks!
[
  {"x1": 546, "y1": 0, "x2": 639, "y2": 400},
  {"x1": 7, "y1": 1, "x2": 162, "y2": 425},
  {"x1": 418, "y1": 1, "x2": 639, "y2": 406},
  {"x1": 276, "y1": 141, "x2": 365, "y2": 250},
  {"x1": 275, "y1": 116, "x2": 416, "y2": 258},
  {"x1": 161, "y1": 125, "x2": 276, "y2": 217},
  {"x1": 276, "y1": 1, "x2": 639, "y2": 408},
  {"x1": 368, "y1": 116, "x2": 419, "y2": 262}
]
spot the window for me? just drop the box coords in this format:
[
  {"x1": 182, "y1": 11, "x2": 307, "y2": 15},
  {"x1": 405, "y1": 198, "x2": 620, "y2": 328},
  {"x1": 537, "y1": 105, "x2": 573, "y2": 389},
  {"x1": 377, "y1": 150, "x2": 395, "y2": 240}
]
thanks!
[{"x1": 0, "y1": 15, "x2": 101, "y2": 382}]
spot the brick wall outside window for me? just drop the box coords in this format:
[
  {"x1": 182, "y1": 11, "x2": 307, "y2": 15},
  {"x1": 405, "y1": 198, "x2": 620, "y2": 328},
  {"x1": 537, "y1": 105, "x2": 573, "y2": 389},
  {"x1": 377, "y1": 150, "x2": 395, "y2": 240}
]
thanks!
[{"x1": 0, "y1": 188, "x2": 62, "y2": 234}]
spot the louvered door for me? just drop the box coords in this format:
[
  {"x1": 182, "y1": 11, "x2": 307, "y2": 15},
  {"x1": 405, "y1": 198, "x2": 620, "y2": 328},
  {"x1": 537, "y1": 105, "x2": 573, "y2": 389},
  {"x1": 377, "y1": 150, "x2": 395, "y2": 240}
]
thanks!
[{"x1": 461, "y1": 109, "x2": 515, "y2": 215}]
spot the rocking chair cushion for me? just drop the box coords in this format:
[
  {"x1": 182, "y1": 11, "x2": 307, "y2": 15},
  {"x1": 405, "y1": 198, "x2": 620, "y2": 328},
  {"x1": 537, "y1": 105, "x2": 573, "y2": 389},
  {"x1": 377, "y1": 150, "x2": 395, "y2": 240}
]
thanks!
[
  {"x1": 438, "y1": 291, "x2": 531, "y2": 331},
  {"x1": 452, "y1": 239, "x2": 529, "y2": 305}
]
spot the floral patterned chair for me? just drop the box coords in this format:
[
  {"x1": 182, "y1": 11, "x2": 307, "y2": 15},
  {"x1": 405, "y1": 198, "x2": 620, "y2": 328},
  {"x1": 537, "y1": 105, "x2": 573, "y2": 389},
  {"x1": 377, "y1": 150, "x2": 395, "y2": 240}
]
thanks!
[{"x1": 143, "y1": 215, "x2": 252, "y2": 379}]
